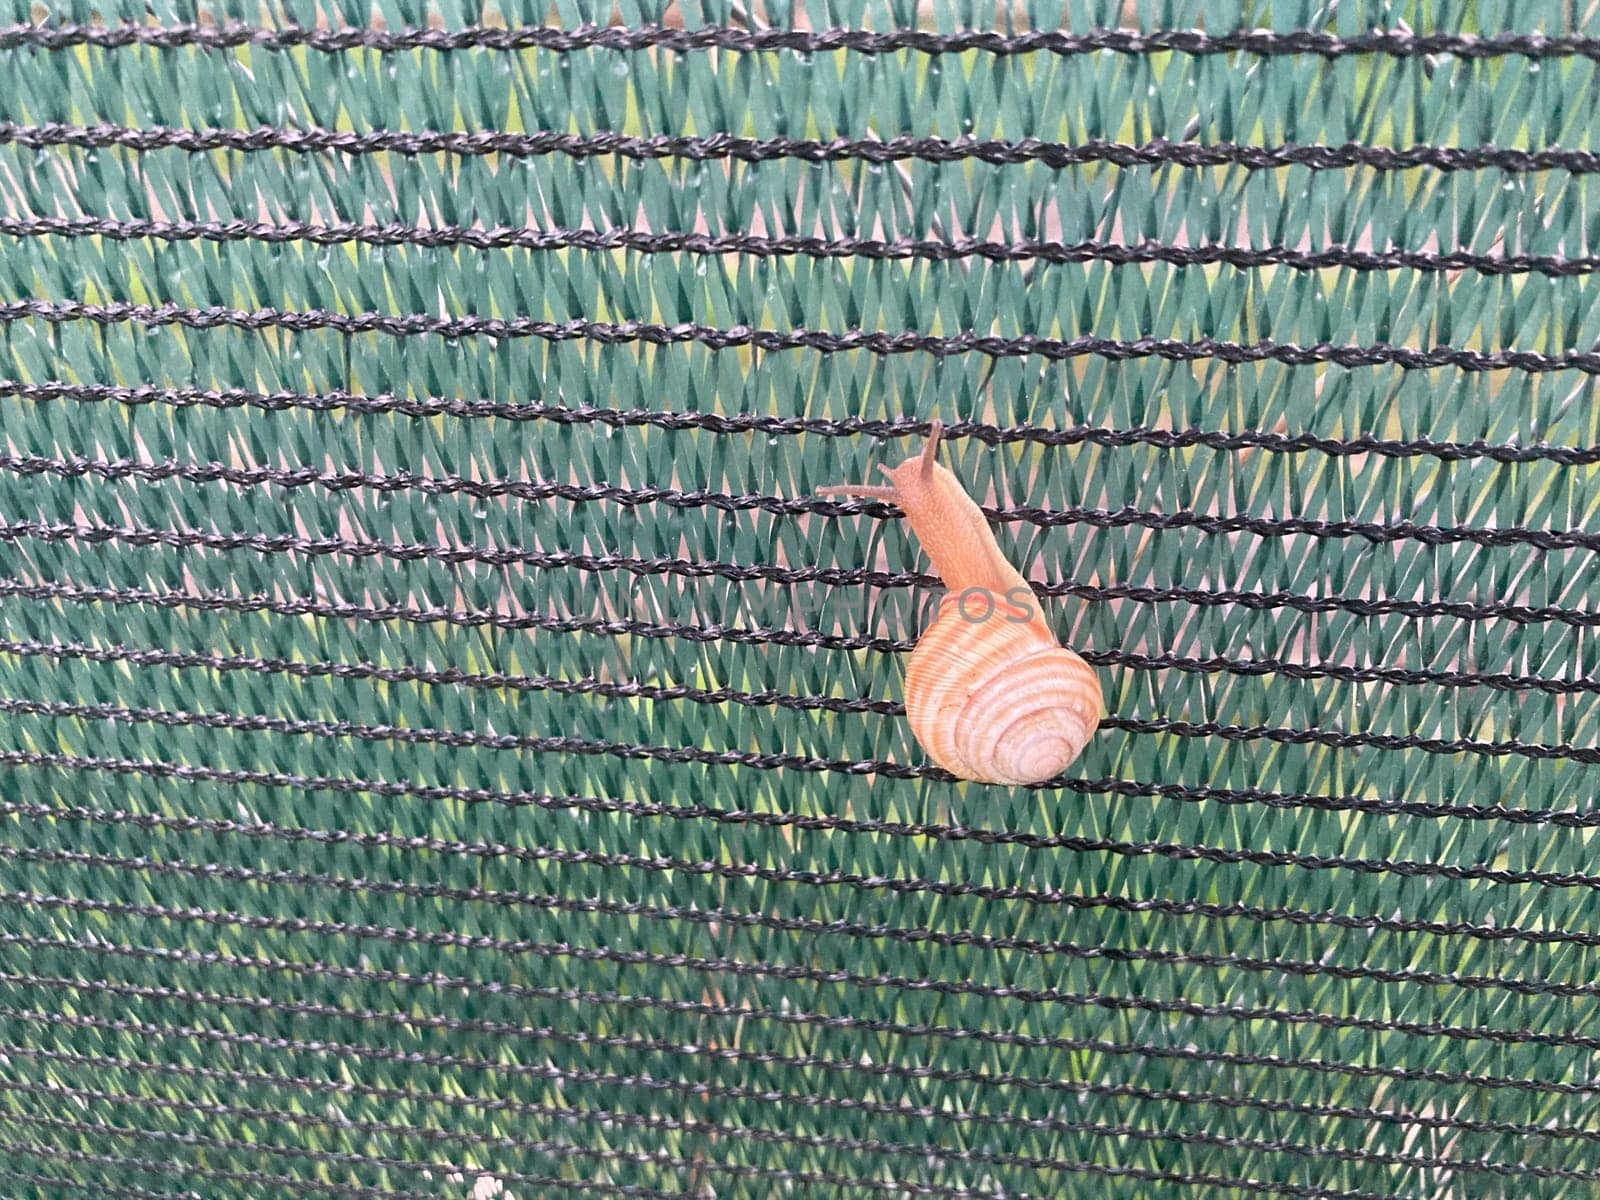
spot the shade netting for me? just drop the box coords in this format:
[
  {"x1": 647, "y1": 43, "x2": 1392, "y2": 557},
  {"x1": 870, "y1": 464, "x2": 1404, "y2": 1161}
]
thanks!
[{"x1": 1, "y1": 2, "x2": 1598, "y2": 1197}]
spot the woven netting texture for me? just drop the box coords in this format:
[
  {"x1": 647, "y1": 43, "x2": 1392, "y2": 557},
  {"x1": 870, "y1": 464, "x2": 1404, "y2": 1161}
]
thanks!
[{"x1": 1, "y1": 0, "x2": 1598, "y2": 1197}]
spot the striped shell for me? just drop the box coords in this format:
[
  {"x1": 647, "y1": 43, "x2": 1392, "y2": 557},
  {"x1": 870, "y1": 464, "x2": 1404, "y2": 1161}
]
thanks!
[
  {"x1": 904, "y1": 594, "x2": 1102, "y2": 786},
  {"x1": 819, "y1": 420, "x2": 1104, "y2": 785}
]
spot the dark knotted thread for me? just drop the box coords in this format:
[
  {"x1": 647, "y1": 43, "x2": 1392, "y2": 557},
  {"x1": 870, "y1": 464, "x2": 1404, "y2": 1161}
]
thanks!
[
  {"x1": 13, "y1": 768, "x2": 1600, "y2": 909},
  {"x1": 0, "y1": 1133, "x2": 712, "y2": 1200},
  {"x1": 9, "y1": 953, "x2": 1596, "y2": 1099},
  {"x1": 16, "y1": 924, "x2": 1600, "y2": 1088},
  {"x1": 12, "y1": 827, "x2": 1600, "y2": 1004},
  {"x1": 0, "y1": 1121, "x2": 1388, "y2": 1200},
  {"x1": 7, "y1": 898, "x2": 1597, "y2": 1128},
  {"x1": 9, "y1": 821, "x2": 1600, "y2": 1009},
  {"x1": 2, "y1": 567, "x2": 1596, "y2": 638},
  {"x1": 0, "y1": 1169, "x2": 183, "y2": 1200},
  {"x1": 13, "y1": 1037, "x2": 1597, "y2": 1148},
  {"x1": 3, "y1": 122, "x2": 1599, "y2": 174},
  {"x1": 2, "y1": 688, "x2": 1596, "y2": 766},
  {"x1": 0, "y1": 1069, "x2": 1585, "y2": 1186},
  {"x1": 5, "y1": 214, "x2": 1595, "y2": 277},
  {"x1": 7, "y1": 297, "x2": 1600, "y2": 374},
  {"x1": 5, "y1": 701, "x2": 1600, "y2": 833},
  {"x1": 6, "y1": 955, "x2": 1594, "y2": 1103},
  {"x1": 4, "y1": 22, "x2": 1599, "y2": 60},
  {"x1": 8, "y1": 967, "x2": 1600, "y2": 1187},
  {"x1": 7, "y1": 452, "x2": 1600, "y2": 550},
  {"x1": 3, "y1": 777, "x2": 1600, "y2": 958},
  {"x1": 0, "y1": 1076, "x2": 1206, "y2": 1191},
  {"x1": 1, "y1": 632, "x2": 1589, "y2": 728},
  {"x1": 5, "y1": 379, "x2": 1597, "y2": 465}
]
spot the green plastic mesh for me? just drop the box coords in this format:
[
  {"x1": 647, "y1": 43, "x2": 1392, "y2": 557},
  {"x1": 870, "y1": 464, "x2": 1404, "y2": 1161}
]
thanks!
[{"x1": 1, "y1": 1, "x2": 1599, "y2": 1197}]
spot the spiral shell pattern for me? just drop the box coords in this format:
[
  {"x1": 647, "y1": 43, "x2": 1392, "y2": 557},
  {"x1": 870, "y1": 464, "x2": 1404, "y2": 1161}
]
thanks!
[{"x1": 904, "y1": 594, "x2": 1103, "y2": 786}]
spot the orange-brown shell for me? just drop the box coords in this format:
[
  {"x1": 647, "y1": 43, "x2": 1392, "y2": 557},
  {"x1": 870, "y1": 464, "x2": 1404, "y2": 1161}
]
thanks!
[
  {"x1": 820, "y1": 420, "x2": 1104, "y2": 785},
  {"x1": 904, "y1": 592, "x2": 1102, "y2": 785}
]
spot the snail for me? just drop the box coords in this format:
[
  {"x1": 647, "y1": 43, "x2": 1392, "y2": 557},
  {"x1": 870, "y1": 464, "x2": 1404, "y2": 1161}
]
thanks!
[{"x1": 819, "y1": 420, "x2": 1103, "y2": 786}]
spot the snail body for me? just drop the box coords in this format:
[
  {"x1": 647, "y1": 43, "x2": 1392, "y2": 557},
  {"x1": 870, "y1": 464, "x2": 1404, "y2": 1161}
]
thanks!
[{"x1": 820, "y1": 421, "x2": 1102, "y2": 785}]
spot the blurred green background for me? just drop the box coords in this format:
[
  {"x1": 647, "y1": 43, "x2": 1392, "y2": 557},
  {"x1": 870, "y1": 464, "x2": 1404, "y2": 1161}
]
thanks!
[{"x1": 1, "y1": 1, "x2": 1598, "y2": 1196}]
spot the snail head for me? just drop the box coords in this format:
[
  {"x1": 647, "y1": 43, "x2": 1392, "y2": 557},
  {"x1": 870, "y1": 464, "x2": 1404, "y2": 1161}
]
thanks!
[
  {"x1": 817, "y1": 418, "x2": 1029, "y2": 598},
  {"x1": 816, "y1": 419, "x2": 946, "y2": 504}
]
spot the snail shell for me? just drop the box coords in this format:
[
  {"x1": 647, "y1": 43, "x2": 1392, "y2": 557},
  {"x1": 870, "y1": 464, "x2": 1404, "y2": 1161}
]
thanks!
[{"x1": 820, "y1": 421, "x2": 1103, "y2": 785}]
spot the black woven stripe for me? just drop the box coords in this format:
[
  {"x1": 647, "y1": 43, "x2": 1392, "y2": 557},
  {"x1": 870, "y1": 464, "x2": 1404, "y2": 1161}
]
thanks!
[
  {"x1": 8, "y1": 845, "x2": 1600, "y2": 1047},
  {"x1": 838, "y1": 496, "x2": 1600, "y2": 549},
  {"x1": 16, "y1": 811, "x2": 1600, "y2": 1009},
  {"x1": 4, "y1": 708, "x2": 1596, "y2": 837},
  {"x1": 8, "y1": 298, "x2": 1600, "y2": 374},
  {"x1": 13, "y1": 1039, "x2": 1596, "y2": 1155},
  {"x1": 0, "y1": 635, "x2": 903, "y2": 712},
  {"x1": 8, "y1": 970, "x2": 1592, "y2": 1102},
  {"x1": 1107, "y1": 714, "x2": 1600, "y2": 762},
  {"x1": 0, "y1": 1134, "x2": 700, "y2": 1200},
  {"x1": 4, "y1": 22, "x2": 1599, "y2": 59},
  {"x1": 19, "y1": 1039, "x2": 1598, "y2": 1152},
  {"x1": 0, "y1": 1071, "x2": 1582, "y2": 1186},
  {"x1": 5, "y1": 704, "x2": 1599, "y2": 845},
  {"x1": 10, "y1": 450, "x2": 1600, "y2": 554},
  {"x1": 3, "y1": 121, "x2": 1598, "y2": 175},
  {"x1": 31, "y1": 928, "x2": 1600, "y2": 1090},
  {"x1": 6, "y1": 379, "x2": 1595, "y2": 465},
  {"x1": 3, "y1": 1109, "x2": 926, "y2": 1198},
  {"x1": 9, "y1": 761, "x2": 1600, "y2": 966},
  {"x1": 14, "y1": 759, "x2": 1600, "y2": 891},
  {"x1": 0, "y1": 574, "x2": 874, "y2": 652},
  {"x1": 3, "y1": 955, "x2": 1590, "y2": 1105},
  {"x1": 0, "y1": 633, "x2": 1585, "y2": 739},
  {"x1": 0, "y1": 1122, "x2": 1390, "y2": 1200},
  {"x1": 2, "y1": 566, "x2": 1594, "y2": 650},
  {"x1": 0, "y1": 1168, "x2": 181, "y2": 1200},
  {"x1": 1060, "y1": 580, "x2": 1600, "y2": 625},
  {"x1": 0, "y1": 1109, "x2": 1067, "y2": 1200},
  {"x1": 0, "y1": 1076, "x2": 1136, "y2": 1188},
  {"x1": 7, "y1": 214, "x2": 1596, "y2": 278},
  {"x1": 6, "y1": 511, "x2": 1594, "y2": 596},
  {"x1": 6, "y1": 509, "x2": 1599, "y2": 601},
  {"x1": 18, "y1": 896, "x2": 1382, "y2": 1082},
  {"x1": 7, "y1": 833, "x2": 1600, "y2": 1006},
  {"x1": 1, "y1": 682, "x2": 1592, "y2": 768},
  {"x1": 7, "y1": 960, "x2": 1590, "y2": 1138}
]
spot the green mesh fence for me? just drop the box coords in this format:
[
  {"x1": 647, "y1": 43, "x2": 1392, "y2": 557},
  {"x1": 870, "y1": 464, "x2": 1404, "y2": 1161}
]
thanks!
[{"x1": 1, "y1": 1, "x2": 1598, "y2": 1197}]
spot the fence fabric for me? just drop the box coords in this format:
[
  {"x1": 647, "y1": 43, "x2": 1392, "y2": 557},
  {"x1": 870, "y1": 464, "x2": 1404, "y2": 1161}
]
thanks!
[{"x1": 0, "y1": 1, "x2": 1598, "y2": 1197}]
